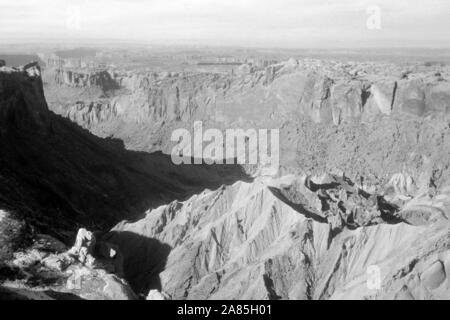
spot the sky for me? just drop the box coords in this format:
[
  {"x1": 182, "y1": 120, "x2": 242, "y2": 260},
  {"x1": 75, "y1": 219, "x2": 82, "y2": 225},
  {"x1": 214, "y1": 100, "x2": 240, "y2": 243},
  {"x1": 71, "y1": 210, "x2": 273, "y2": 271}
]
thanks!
[{"x1": 1, "y1": 0, "x2": 449, "y2": 48}]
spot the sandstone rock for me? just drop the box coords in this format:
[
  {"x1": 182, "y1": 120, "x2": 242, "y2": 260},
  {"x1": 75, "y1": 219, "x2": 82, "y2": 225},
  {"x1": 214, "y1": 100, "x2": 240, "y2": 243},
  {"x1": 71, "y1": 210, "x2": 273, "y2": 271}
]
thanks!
[
  {"x1": 57, "y1": 58, "x2": 450, "y2": 144},
  {"x1": 146, "y1": 289, "x2": 171, "y2": 300},
  {"x1": 42, "y1": 254, "x2": 68, "y2": 271},
  {"x1": 367, "y1": 81, "x2": 396, "y2": 116},
  {"x1": 66, "y1": 267, "x2": 137, "y2": 300},
  {"x1": 68, "y1": 228, "x2": 96, "y2": 265},
  {"x1": 296, "y1": 74, "x2": 334, "y2": 124},
  {"x1": 0, "y1": 62, "x2": 49, "y2": 127},
  {"x1": 106, "y1": 175, "x2": 450, "y2": 300},
  {"x1": 13, "y1": 249, "x2": 47, "y2": 269},
  {"x1": 3, "y1": 56, "x2": 450, "y2": 301},
  {"x1": 397, "y1": 187, "x2": 450, "y2": 225},
  {"x1": 5, "y1": 226, "x2": 135, "y2": 300},
  {"x1": 0, "y1": 210, "x2": 30, "y2": 262},
  {"x1": 394, "y1": 286, "x2": 415, "y2": 300},
  {"x1": 386, "y1": 173, "x2": 417, "y2": 199},
  {"x1": 379, "y1": 248, "x2": 450, "y2": 300},
  {"x1": 94, "y1": 241, "x2": 124, "y2": 276},
  {"x1": 421, "y1": 261, "x2": 446, "y2": 290},
  {"x1": 237, "y1": 64, "x2": 254, "y2": 75}
]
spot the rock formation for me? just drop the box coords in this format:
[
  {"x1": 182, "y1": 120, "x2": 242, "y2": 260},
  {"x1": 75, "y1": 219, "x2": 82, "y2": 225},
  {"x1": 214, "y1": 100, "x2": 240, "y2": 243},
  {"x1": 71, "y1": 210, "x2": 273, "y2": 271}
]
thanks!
[
  {"x1": 1, "y1": 62, "x2": 246, "y2": 232},
  {"x1": 57, "y1": 59, "x2": 450, "y2": 134},
  {"x1": 2, "y1": 227, "x2": 135, "y2": 300},
  {"x1": 1, "y1": 57, "x2": 450, "y2": 300},
  {"x1": 147, "y1": 289, "x2": 171, "y2": 300},
  {"x1": 53, "y1": 68, "x2": 119, "y2": 91},
  {"x1": 0, "y1": 61, "x2": 248, "y2": 299},
  {"x1": 107, "y1": 174, "x2": 450, "y2": 300}
]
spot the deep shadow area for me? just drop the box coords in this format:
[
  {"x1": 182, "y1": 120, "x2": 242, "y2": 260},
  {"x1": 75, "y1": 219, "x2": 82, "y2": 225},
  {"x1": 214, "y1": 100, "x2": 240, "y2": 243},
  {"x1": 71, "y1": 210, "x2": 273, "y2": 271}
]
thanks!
[{"x1": 102, "y1": 231, "x2": 172, "y2": 296}]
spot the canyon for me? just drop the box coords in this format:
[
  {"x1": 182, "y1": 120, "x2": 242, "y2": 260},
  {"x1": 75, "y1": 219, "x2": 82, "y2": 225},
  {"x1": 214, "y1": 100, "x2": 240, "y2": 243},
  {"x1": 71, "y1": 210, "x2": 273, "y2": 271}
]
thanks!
[{"x1": 0, "y1": 51, "x2": 450, "y2": 300}]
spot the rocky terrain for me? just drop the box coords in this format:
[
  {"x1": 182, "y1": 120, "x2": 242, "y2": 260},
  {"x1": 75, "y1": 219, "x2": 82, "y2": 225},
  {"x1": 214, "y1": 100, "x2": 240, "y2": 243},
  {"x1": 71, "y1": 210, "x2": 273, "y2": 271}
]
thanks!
[
  {"x1": 0, "y1": 62, "x2": 247, "y2": 299},
  {"x1": 108, "y1": 174, "x2": 450, "y2": 299},
  {"x1": 1, "y1": 55, "x2": 450, "y2": 300}
]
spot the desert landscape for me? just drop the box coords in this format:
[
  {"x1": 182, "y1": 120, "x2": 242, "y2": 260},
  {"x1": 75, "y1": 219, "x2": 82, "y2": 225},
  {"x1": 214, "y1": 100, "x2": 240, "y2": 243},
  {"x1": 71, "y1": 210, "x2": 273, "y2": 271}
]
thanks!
[{"x1": 1, "y1": 0, "x2": 450, "y2": 301}]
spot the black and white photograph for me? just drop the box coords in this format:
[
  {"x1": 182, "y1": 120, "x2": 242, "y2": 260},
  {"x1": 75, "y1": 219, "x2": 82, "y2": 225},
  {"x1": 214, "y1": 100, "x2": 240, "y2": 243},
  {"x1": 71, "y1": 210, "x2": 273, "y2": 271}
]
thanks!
[{"x1": 1, "y1": 0, "x2": 450, "y2": 306}]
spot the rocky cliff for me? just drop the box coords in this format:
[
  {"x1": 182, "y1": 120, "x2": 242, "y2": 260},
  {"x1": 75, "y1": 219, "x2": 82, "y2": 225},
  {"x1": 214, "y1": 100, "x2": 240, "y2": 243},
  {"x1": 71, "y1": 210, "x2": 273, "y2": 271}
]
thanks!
[
  {"x1": 0, "y1": 63, "x2": 247, "y2": 299},
  {"x1": 1, "y1": 59, "x2": 450, "y2": 300},
  {"x1": 49, "y1": 59, "x2": 450, "y2": 188},
  {"x1": 52, "y1": 68, "x2": 119, "y2": 91},
  {"x1": 60, "y1": 59, "x2": 450, "y2": 132},
  {"x1": 70, "y1": 58, "x2": 449, "y2": 300},
  {"x1": 48, "y1": 59, "x2": 450, "y2": 195},
  {"x1": 107, "y1": 173, "x2": 450, "y2": 299}
]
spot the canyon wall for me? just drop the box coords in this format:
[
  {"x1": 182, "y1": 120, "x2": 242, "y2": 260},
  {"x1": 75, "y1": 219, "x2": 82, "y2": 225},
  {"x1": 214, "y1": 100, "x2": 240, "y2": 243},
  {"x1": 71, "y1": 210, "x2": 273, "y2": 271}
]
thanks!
[
  {"x1": 59, "y1": 59, "x2": 450, "y2": 131},
  {"x1": 107, "y1": 175, "x2": 450, "y2": 300},
  {"x1": 45, "y1": 59, "x2": 450, "y2": 190},
  {"x1": 1, "y1": 59, "x2": 449, "y2": 300}
]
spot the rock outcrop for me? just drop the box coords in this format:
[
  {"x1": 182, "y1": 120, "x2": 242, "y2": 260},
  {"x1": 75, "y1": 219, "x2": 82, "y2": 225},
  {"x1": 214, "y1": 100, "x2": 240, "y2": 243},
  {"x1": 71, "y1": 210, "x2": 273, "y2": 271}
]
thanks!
[
  {"x1": 53, "y1": 68, "x2": 119, "y2": 91},
  {"x1": 0, "y1": 62, "x2": 253, "y2": 299},
  {"x1": 56, "y1": 59, "x2": 450, "y2": 136},
  {"x1": 1, "y1": 228, "x2": 136, "y2": 300},
  {"x1": 2, "y1": 57, "x2": 450, "y2": 300},
  {"x1": 1, "y1": 62, "x2": 247, "y2": 235}
]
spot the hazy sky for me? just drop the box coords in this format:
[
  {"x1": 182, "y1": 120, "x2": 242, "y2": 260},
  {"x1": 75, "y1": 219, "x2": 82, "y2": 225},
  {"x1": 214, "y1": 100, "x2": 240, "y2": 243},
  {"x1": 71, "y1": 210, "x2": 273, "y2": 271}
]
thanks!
[{"x1": 1, "y1": 0, "x2": 449, "y2": 48}]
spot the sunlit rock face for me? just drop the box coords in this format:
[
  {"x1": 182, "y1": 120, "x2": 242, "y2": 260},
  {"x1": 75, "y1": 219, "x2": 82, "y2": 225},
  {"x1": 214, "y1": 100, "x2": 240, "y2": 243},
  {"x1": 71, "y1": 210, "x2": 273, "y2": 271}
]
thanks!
[
  {"x1": 107, "y1": 175, "x2": 450, "y2": 300},
  {"x1": 55, "y1": 59, "x2": 450, "y2": 132}
]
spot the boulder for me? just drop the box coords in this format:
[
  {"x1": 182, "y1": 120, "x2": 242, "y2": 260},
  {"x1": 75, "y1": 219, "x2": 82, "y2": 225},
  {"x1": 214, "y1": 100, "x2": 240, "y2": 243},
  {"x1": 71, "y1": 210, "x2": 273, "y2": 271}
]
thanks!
[
  {"x1": 367, "y1": 81, "x2": 396, "y2": 116},
  {"x1": 0, "y1": 210, "x2": 29, "y2": 261},
  {"x1": 67, "y1": 267, "x2": 137, "y2": 300},
  {"x1": 68, "y1": 228, "x2": 96, "y2": 265}
]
